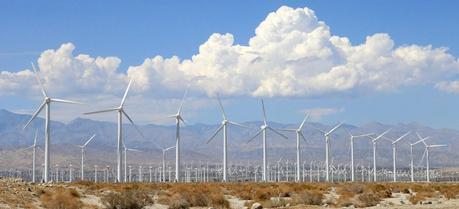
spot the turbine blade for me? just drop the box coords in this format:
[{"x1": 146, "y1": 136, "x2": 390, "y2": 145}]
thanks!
[
  {"x1": 300, "y1": 132, "x2": 307, "y2": 143},
  {"x1": 278, "y1": 128, "x2": 297, "y2": 132},
  {"x1": 228, "y1": 121, "x2": 253, "y2": 129},
  {"x1": 165, "y1": 146, "x2": 176, "y2": 151},
  {"x1": 206, "y1": 124, "x2": 224, "y2": 144},
  {"x1": 127, "y1": 148, "x2": 142, "y2": 152},
  {"x1": 51, "y1": 98, "x2": 84, "y2": 105},
  {"x1": 217, "y1": 95, "x2": 227, "y2": 120},
  {"x1": 247, "y1": 129, "x2": 263, "y2": 143},
  {"x1": 84, "y1": 108, "x2": 118, "y2": 115},
  {"x1": 120, "y1": 79, "x2": 133, "y2": 107},
  {"x1": 268, "y1": 127, "x2": 288, "y2": 139},
  {"x1": 31, "y1": 62, "x2": 47, "y2": 97},
  {"x1": 22, "y1": 145, "x2": 34, "y2": 151},
  {"x1": 326, "y1": 121, "x2": 344, "y2": 135},
  {"x1": 418, "y1": 148, "x2": 427, "y2": 166},
  {"x1": 298, "y1": 113, "x2": 310, "y2": 130},
  {"x1": 392, "y1": 131, "x2": 411, "y2": 144},
  {"x1": 33, "y1": 129, "x2": 38, "y2": 146},
  {"x1": 179, "y1": 117, "x2": 189, "y2": 126},
  {"x1": 261, "y1": 99, "x2": 267, "y2": 126},
  {"x1": 310, "y1": 125, "x2": 327, "y2": 135},
  {"x1": 23, "y1": 101, "x2": 46, "y2": 129},
  {"x1": 373, "y1": 128, "x2": 391, "y2": 142},
  {"x1": 83, "y1": 134, "x2": 96, "y2": 147},
  {"x1": 429, "y1": 144, "x2": 447, "y2": 148},
  {"x1": 122, "y1": 110, "x2": 144, "y2": 138},
  {"x1": 415, "y1": 132, "x2": 424, "y2": 140},
  {"x1": 178, "y1": 87, "x2": 189, "y2": 115}
]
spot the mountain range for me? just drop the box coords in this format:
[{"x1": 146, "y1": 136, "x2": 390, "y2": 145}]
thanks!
[{"x1": 0, "y1": 109, "x2": 457, "y2": 170}]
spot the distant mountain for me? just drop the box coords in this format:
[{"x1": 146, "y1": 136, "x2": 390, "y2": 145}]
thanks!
[{"x1": 0, "y1": 109, "x2": 458, "y2": 169}]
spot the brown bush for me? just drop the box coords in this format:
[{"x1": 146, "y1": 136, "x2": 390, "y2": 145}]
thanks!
[
  {"x1": 40, "y1": 187, "x2": 82, "y2": 209},
  {"x1": 168, "y1": 194, "x2": 190, "y2": 209},
  {"x1": 102, "y1": 189, "x2": 154, "y2": 209},
  {"x1": 293, "y1": 190, "x2": 323, "y2": 205},
  {"x1": 356, "y1": 193, "x2": 380, "y2": 208},
  {"x1": 209, "y1": 193, "x2": 230, "y2": 209},
  {"x1": 409, "y1": 191, "x2": 436, "y2": 205}
]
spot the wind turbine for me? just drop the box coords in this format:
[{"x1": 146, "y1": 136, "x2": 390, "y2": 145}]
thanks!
[
  {"x1": 280, "y1": 113, "x2": 309, "y2": 182},
  {"x1": 167, "y1": 89, "x2": 188, "y2": 182},
  {"x1": 247, "y1": 99, "x2": 288, "y2": 182},
  {"x1": 384, "y1": 131, "x2": 411, "y2": 182},
  {"x1": 24, "y1": 63, "x2": 83, "y2": 183},
  {"x1": 206, "y1": 96, "x2": 250, "y2": 182},
  {"x1": 411, "y1": 133, "x2": 429, "y2": 182},
  {"x1": 369, "y1": 129, "x2": 391, "y2": 182},
  {"x1": 346, "y1": 130, "x2": 373, "y2": 182},
  {"x1": 311, "y1": 122, "x2": 344, "y2": 182},
  {"x1": 122, "y1": 139, "x2": 142, "y2": 183},
  {"x1": 160, "y1": 146, "x2": 175, "y2": 182},
  {"x1": 23, "y1": 129, "x2": 39, "y2": 183},
  {"x1": 420, "y1": 140, "x2": 447, "y2": 182},
  {"x1": 77, "y1": 134, "x2": 96, "y2": 181},
  {"x1": 84, "y1": 79, "x2": 143, "y2": 183}
]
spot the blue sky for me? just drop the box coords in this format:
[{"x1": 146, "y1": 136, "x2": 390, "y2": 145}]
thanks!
[{"x1": 1, "y1": 1, "x2": 459, "y2": 128}]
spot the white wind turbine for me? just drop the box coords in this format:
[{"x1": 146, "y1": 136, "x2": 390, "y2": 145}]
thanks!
[
  {"x1": 159, "y1": 145, "x2": 175, "y2": 182},
  {"x1": 77, "y1": 134, "x2": 96, "y2": 181},
  {"x1": 24, "y1": 63, "x2": 83, "y2": 183},
  {"x1": 311, "y1": 122, "x2": 344, "y2": 182},
  {"x1": 23, "y1": 129, "x2": 39, "y2": 183},
  {"x1": 167, "y1": 89, "x2": 188, "y2": 182},
  {"x1": 346, "y1": 130, "x2": 373, "y2": 182},
  {"x1": 84, "y1": 79, "x2": 143, "y2": 183},
  {"x1": 280, "y1": 113, "x2": 309, "y2": 182},
  {"x1": 247, "y1": 99, "x2": 288, "y2": 182},
  {"x1": 384, "y1": 131, "x2": 411, "y2": 182},
  {"x1": 411, "y1": 133, "x2": 429, "y2": 182},
  {"x1": 420, "y1": 140, "x2": 447, "y2": 182},
  {"x1": 122, "y1": 139, "x2": 142, "y2": 183},
  {"x1": 206, "y1": 96, "x2": 250, "y2": 182},
  {"x1": 369, "y1": 129, "x2": 391, "y2": 182}
]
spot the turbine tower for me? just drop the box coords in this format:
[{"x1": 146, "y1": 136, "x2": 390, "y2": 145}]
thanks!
[
  {"x1": 247, "y1": 99, "x2": 288, "y2": 182},
  {"x1": 280, "y1": 113, "x2": 309, "y2": 182},
  {"x1": 167, "y1": 89, "x2": 188, "y2": 182},
  {"x1": 411, "y1": 133, "x2": 428, "y2": 182},
  {"x1": 346, "y1": 130, "x2": 373, "y2": 182},
  {"x1": 77, "y1": 134, "x2": 96, "y2": 181},
  {"x1": 312, "y1": 122, "x2": 344, "y2": 182},
  {"x1": 385, "y1": 131, "x2": 411, "y2": 182},
  {"x1": 369, "y1": 129, "x2": 391, "y2": 182},
  {"x1": 421, "y1": 140, "x2": 447, "y2": 182},
  {"x1": 24, "y1": 63, "x2": 83, "y2": 183},
  {"x1": 23, "y1": 129, "x2": 39, "y2": 183},
  {"x1": 206, "y1": 96, "x2": 250, "y2": 182},
  {"x1": 84, "y1": 79, "x2": 143, "y2": 183}
]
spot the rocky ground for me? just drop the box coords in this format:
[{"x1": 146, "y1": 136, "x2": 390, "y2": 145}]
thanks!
[{"x1": 1, "y1": 177, "x2": 459, "y2": 209}]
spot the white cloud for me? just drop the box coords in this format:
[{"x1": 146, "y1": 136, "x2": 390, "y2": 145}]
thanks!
[
  {"x1": 435, "y1": 81, "x2": 459, "y2": 93},
  {"x1": 2, "y1": 5, "x2": 459, "y2": 102},
  {"x1": 303, "y1": 107, "x2": 344, "y2": 121}
]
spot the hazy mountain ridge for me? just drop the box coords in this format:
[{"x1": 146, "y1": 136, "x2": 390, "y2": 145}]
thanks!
[{"x1": 0, "y1": 109, "x2": 458, "y2": 169}]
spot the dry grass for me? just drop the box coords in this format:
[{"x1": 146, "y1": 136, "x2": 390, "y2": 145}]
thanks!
[
  {"x1": 101, "y1": 189, "x2": 154, "y2": 209},
  {"x1": 293, "y1": 190, "x2": 324, "y2": 205},
  {"x1": 40, "y1": 187, "x2": 82, "y2": 209}
]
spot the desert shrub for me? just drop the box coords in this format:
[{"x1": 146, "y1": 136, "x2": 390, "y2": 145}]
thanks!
[
  {"x1": 102, "y1": 189, "x2": 154, "y2": 209},
  {"x1": 254, "y1": 187, "x2": 273, "y2": 201},
  {"x1": 356, "y1": 193, "x2": 380, "y2": 208},
  {"x1": 262, "y1": 198, "x2": 290, "y2": 208},
  {"x1": 40, "y1": 187, "x2": 82, "y2": 209},
  {"x1": 293, "y1": 190, "x2": 323, "y2": 205},
  {"x1": 168, "y1": 194, "x2": 190, "y2": 209},
  {"x1": 209, "y1": 193, "x2": 230, "y2": 209}
]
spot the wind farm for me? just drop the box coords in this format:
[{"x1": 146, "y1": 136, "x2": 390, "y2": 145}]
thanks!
[{"x1": 1, "y1": 1, "x2": 459, "y2": 209}]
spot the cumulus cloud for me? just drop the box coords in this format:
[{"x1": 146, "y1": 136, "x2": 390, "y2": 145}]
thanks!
[
  {"x1": 303, "y1": 107, "x2": 344, "y2": 121},
  {"x1": 2, "y1": 5, "x2": 459, "y2": 100}
]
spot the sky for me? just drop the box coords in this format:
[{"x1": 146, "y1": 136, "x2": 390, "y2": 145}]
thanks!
[{"x1": 1, "y1": 1, "x2": 459, "y2": 128}]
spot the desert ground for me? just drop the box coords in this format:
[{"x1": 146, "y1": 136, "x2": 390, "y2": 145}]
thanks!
[{"x1": 1, "y1": 177, "x2": 459, "y2": 209}]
